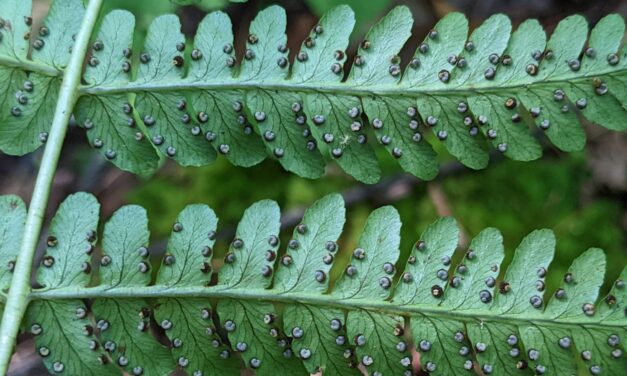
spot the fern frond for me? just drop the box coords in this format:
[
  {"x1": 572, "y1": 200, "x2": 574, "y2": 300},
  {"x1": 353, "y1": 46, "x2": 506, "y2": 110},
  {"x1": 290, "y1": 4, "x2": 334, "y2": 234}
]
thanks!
[
  {"x1": 0, "y1": 1, "x2": 625, "y2": 181},
  {"x1": 1, "y1": 193, "x2": 624, "y2": 375}
]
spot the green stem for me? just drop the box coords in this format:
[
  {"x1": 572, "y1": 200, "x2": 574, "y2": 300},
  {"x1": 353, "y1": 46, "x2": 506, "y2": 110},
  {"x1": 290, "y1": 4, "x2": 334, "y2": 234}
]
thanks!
[
  {"x1": 0, "y1": 0, "x2": 104, "y2": 372},
  {"x1": 78, "y1": 67, "x2": 624, "y2": 97},
  {"x1": 0, "y1": 55, "x2": 60, "y2": 77},
  {"x1": 28, "y1": 285, "x2": 624, "y2": 330}
]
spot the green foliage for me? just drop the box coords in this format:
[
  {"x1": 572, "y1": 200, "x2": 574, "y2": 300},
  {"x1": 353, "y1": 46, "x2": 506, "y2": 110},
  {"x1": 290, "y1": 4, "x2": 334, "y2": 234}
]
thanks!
[
  {"x1": 1, "y1": 0, "x2": 625, "y2": 182},
  {"x1": 170, "y1": 0, "x2": 247, "y2": 6},
  {"x1": 0, "y1": 1, "x2": 625, "y2": 375},
  {"x1": 0, "y1": 0, "x2": 69, "y2": 154},
  {"x1": 0, "y1": 196, "x2": 25, "y2": 304},
  {"x1": 304, "y1": 0, "x2": 391, "y2": 34},
  {"x1": 1, "y1": 193, "x2": 624, "y2": 375}
]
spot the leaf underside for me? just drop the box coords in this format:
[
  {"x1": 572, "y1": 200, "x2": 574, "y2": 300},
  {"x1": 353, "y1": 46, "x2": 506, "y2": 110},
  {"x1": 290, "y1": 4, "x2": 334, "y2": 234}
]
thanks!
[
  {"x1": 0, "y1": 195, "x2": 26, "y2": 315},
  {"x1": 1, "y1": 193, "x2": 624, "y2": 375},
  {"x1": 0, "y1": 0, "x2": 625, "y2": 181}
]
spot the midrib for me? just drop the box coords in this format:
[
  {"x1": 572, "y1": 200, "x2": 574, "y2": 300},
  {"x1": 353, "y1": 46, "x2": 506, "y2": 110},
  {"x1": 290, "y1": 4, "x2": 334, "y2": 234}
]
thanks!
[
  {"x1": 76, "y1": 71, "x2": 624, "y2": 98},
  {"x1": 28, "y1": 285, "x2": 624, "y2": 330}
]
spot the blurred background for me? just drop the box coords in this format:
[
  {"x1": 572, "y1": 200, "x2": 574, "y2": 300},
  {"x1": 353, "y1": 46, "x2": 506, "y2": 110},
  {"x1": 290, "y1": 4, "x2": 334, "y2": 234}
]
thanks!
[{"x1": 3, "y1": 0, "x2": 626, "y2": 374}]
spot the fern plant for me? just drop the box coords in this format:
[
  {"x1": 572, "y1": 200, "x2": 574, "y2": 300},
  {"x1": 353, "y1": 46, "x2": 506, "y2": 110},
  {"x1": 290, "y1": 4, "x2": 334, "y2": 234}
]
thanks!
[
  {"x1": 0, "y1": 0, "x2": 626, "y2": 374},
  {"x1": 1, "y1": 0, "x2": 626, "y2": 182},
  {"x1": 0, "y1": 193, "x2": 624, "y2": 375}
]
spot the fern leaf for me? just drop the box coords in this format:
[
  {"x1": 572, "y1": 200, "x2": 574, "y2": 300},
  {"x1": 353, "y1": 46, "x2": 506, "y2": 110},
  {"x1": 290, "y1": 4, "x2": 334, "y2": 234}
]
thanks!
[
  {"x1": 394, "y1": 217, "x2": 461, "y2": 305},
  {"x1": 27, "y1": 300, "x2": 119, "y2": 375},
  {"x1": 217, "y1": 199, "x2": 279, "y2": 289},
  {"x1": 442, "y1": 227, "x2": 503, "y2": 311},
  {"x1": 492, "y1": 229, "x2": 555, "y2": 315},
  {"x1": 5, "y1": 193, "x2": 622, "y2": 375},
  {"x1": 32, "y1": 0, "x2": 84, "y2": 69},
  {"x1": 99, "y1": 205, "x2": 151, "y2": 287},
  {"x1": 151, "y1": 204, "x2": 239, "y2": 374},
  {"x1": 135, "y1": 14, "x2": 216, "y2": 167},
  {"x1": 0, "y1": 0, "x2": 30, "y2": 61},
  {"x1": 300, "y1": 6, "x2": 379, "y2": 182},
  {"x1": 92, "y1": 299, "x2": 173, "y2": 375},
  {"x1": 272, "y1": 194, "x2": 355, "y2": 374},
  {"x1": 283, "y1": 303, "x2": 357, "y2": 375},
  {"x1": 75, "y1": 10, "x2": 160, "y2": 173},
  {"x1": 0, "y1": 0, "x2": 77, "y2": 155},
  {"x1": 81, "y1": 4, "x2": 627, "y2": 175},
  {"x1": 36, "y1": 192, "x2": 99, "y2": 289},
  {"x1": 244, "y1": 5, "x2": 328, "y2": 178},
  {"x1": 155, "y1": 204, "x2": 217, "y2": 286},
  {"x1": 0, "y1": 195, "x2": 25, "y2": 314},
  {"x1": 189, "y1": 11, "x2": 266, "y2": 167},
  {"x1": 273, "y1": 193, "x2": 345, "y2": 293},
  {"x1": 155, "y1": 297, "x2": 241, "y2": 375},
  {"x1": 95, "y1": 205, "x2": 174, "y2": 375},
  {"x1": 27, "y1": 193, "x2": 117, "y2": 375},
  {"x1": 214, "y1": 200, "x2": 307, "y2": 374},
  {"x1": 332, "y1": 206, "x2": 401, "y2": 300},
  {"x1": 153, "y1": 204, "x2": 239, "y2": 374},
  {"x1": 327, "y1": 204, "x2": 410, "y2": 375},
  {"x1": 358, "y1": 6, "x2": 440, "y2": 179},
  {"x1": 1, "y1": 2, "x2": 625, "y2": 180},
  {"x1": 600, "y1": 267, "x2": 626, "y2": 322}
]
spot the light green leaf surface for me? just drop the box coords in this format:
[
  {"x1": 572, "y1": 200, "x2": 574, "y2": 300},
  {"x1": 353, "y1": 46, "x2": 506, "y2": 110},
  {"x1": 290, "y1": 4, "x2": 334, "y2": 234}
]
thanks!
[
  {"x1": 27, "y1": 300, "x2": 118, "y2": 376},
  {"x1": 99, "y1": 205, "x2": 151, "y2": 287},
  {"x1": 394, "y1": 217, "x2": 459, "y2": 305},
  {"x1": 332, "y1": 205, "x2": 401, "y2": 300},
  {"x1": 31, "y1": 0, "x2": 85, "y2": 69},
  {"x1": 36, "y1": 193, "x2": 100, "y2": 290},
  {"x1": 154, "y1": 298, "x2": 240, "y2": 375},
  {"x1": 443, "y1": 227, "x2": 503, "y2": 311},
  {"x1": 188, "y1": 11, "x2": 265, "y2": 167},
  {"x1": 155, "y1": 204, "x2": 217, "y2": 287},
  {"x1": 134, "y1": 15, "x2": 216, "y2": 166},
  {"x1": 0, "y1": 0, "x2": 31, "y2": 60},
  {"x1": 91, "y1": 299, "x2": 172, "y2": 375},
  {"x1": 492, "y1": 229, "x2": 555, "y2": 316},
  {"x1": 76, "y1": 10, "x2": 160, "y2": 173},
  {"x1": 0, "y1": 195, "x2": 25, "y2": 293},
  {"x1": 274, "y1": 193, "x2": 345, "y2": 293},
  {"x1": 217, "y1": 199, "x2": 280, "y2": 289}
]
